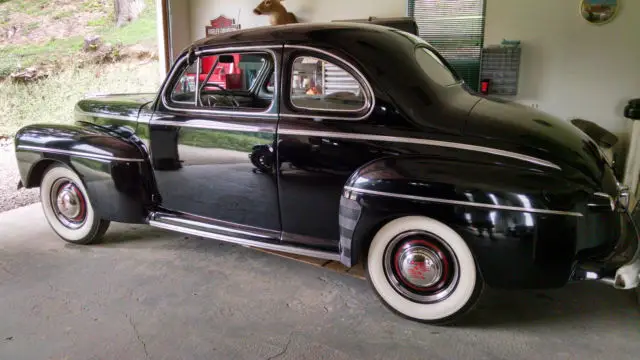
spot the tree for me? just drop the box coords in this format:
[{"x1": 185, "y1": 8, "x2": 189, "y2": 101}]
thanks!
[{"x1": 114, "y1": 0, "x2": 146, "y2": 27}]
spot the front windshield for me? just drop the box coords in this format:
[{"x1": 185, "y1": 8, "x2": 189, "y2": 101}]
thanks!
[{"x1": 415, "y1": 47, "x2": 459, "y2": 87}]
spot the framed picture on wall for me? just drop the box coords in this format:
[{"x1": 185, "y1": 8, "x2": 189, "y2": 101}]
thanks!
[
  {"x1": 205, "y1": 16, "x2": 241, "y2": 37},
  {"x1": 580, "y1": 0, "x2": 620, "y2": 25}
]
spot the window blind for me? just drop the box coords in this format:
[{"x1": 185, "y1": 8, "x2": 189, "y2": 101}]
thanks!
[{"x1": 408, "y1": 0, "x2": 486, "y2": 91}]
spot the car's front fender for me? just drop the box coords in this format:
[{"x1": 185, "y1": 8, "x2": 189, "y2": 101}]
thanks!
[{"x1": 14, "y1": 123, "x2": 155, "y2": 223}]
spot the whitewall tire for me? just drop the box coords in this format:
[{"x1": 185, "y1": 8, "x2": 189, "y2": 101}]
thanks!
[
  {"x1": 40, "y1": 164, "x2": 110, "y2": 245},
  {"x1": 366, "y1": 216, "x2": 483, "y2": 324}
]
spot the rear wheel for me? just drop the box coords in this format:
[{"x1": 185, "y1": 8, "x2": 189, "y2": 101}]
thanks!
[
  {"x1": 40, "y1": 164, "x2": 110, "y2": 245},
  {"x1": 366, "y1": 216, "x2": 483, "y2": 324}
]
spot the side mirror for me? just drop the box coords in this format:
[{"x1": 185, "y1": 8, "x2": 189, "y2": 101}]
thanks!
[{"x1": 219, "y1": 55, "x2": 235, "y2": 64}]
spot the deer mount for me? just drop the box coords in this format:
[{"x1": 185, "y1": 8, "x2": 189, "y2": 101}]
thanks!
[{"x1": 253, "y1": 0, "x2": 298, "y2": 26}]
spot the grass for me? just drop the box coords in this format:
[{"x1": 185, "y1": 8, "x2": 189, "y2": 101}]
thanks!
[
  {"x1": 99, "y1": 4, "x2": 156, "y2": 46},
  {"x1": 87, "y1": 16, "x2": 109, "y2": 27},
  {"x1": 53, "y1": 10, "x2": 75, "y2": 20},
  {"x1": 0, "y1": 0, "x2": 160, "y2": 136},
  {"x1": 24, "y1": 21, "x2": 40, "y2": 34},
  {"x1": 0, "y1": 61, "x2": 161, "y2": 136},
  {"x1": 0, "y1": 36, "x2": 85, "y2": 75},
  {"x1": 0, "y1": 0, "x2": 157, "y2": 76}
]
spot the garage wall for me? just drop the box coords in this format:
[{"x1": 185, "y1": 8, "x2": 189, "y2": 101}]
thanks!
[
  {"x1": 187, "y1": 0, "x2": 406, "y2": 46},
  {"x1": 485, "y1": 0, "x2": 640, "y2": 133},
  {"x1": 168, "y1": 0, "x2": 192, "y2": 61},
  {"x1": 174, "y1": 0, "x2": 639, "y2": 133}
]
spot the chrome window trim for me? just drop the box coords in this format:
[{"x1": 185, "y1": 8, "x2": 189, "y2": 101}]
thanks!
[
  {"x1": 75, "y1": 109, "x2": 137, "y2": 122},
  {"x1": 278, "y1": 129, "x2": 561, "y2": 170},
  {"x1": 161, "y1": 46, "x2": 280, "y2": 117},
  {"x1": 344, "y1": 187, "x2": 583, "y2": 217},
  {"x1": 194, "y1": 56, "x2": 201, "y2": 106},
  {"x1": 288, "y1": 54, "x2": 370, "y2": 114},
  {"x1": 17, "y1": 145, "x2": 145, "y2": 163},
  {"x1": 149, "y1": 220, "x2": 341, "y2": 261},
  {"x1": 284, "y1": 45, "x2": 375, "y2": 121}
]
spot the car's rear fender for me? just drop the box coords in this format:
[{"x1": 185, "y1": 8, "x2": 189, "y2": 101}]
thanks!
[
  {"x1": 14, "y1": 123, "x2": 156, "y2": 223},
  {"x1": 338, "y1": 156, "x2": 615, "y2": 289}
]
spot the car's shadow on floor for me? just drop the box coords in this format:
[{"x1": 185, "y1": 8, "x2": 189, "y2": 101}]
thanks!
[
  {"x1": 457, "y1": 283, "x2": 639, "y2": 328},
  {"x1": 63, "y1": 225, "x2": 176, "y2": 249},
  {"x1": 87, "y1": 226, "x2": 640, "y2": 328}
]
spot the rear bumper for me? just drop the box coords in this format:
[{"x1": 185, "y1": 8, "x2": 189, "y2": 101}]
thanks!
[
  {"x1": 573, "y1": 209, "x2": 640, "y2": 289},
  {"x1": 613, "y1": 209, "x2": 640, "y2": 289}
]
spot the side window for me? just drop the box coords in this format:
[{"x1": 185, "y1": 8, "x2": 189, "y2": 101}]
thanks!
[
  {"x1": 290, "y1": 56, "x2": 366, "y2": 112},
  {"x1": 170, "y1": 62, "x2": 198, "y2": 104},
  {"x1": 199, "y1": 53, "x2": 267, "y2": 93},
  {"x1": 265, "y1": 72, "x2": 275, "y2": 94},
  {"x1": 167, "y1": 51, "x2": 274, "y2": 111}
]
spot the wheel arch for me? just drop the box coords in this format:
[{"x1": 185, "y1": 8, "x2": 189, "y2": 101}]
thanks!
[
  {"x1": 25, "y1": 158, "x2": 63, "y2": 188},
  {"x1": 339, "y1": 155, "x2": 587, "y2": 289},
  {"x1": 14, "y1": 123, "x2": 154, "y2": 224}
]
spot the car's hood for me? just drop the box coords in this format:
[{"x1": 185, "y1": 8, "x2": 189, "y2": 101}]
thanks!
[
  {"x1": 466, "y1": 97, "x2": 608, "y2": 184},
  {"x1": 75, "y1": 93, "x2": 157, "y2": 121}
]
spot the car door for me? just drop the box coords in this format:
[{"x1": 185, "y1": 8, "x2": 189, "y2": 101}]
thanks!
[
  {"x1": 146, "y1": 46, "x2": 282, "y2": 234},
  {"x1": 276, "y1": 46, "x2": 384, "y2": 250}
]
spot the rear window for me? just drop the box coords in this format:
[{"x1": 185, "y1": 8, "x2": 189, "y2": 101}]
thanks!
[{"x1": 415, "y1": 47, "x2": 459, "y2": 87}]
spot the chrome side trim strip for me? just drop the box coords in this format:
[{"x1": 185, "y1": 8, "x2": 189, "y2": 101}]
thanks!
[
  {"x1": 149, "y1": 220, "x2": 341, "y2": 261},
  {"x1": 344, "y1": 187, "x2": 583, "y2": 217},
  {"x1": 152, "y1": 119, "x2": 275, "y2": 133},
  {"x1": 17, "y1": 145, "x2": 145, "y2": 163},
  {"x1": 279, "y1": 129, "x2": 560, "y2": 170},
  {"x1": 161, "y1": 216, "x2": 274, "y2": 240},
  {"x1": 285, "y1": 45, "x2": 375, "y2": 118},
  {"x1": 76, "y1": 110, "x2": 138, "y2": 122}
]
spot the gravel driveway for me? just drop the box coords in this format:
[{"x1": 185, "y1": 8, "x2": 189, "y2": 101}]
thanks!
[{"x1": 0, "y1": 138, "x2": 39, "y2": 213}]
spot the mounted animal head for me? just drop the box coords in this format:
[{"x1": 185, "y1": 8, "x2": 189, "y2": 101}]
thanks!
[
  {"x1": 253, "y1": 0, "x2": 298, "y2": 25},
  {"x1": 253, "y1": 0, "x2": 285, "y2": 16}
]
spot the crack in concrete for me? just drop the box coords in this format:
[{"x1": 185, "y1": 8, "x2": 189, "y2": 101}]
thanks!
[
  {"x1": 0, "y1": 263, "x2": 15, "y2": 276},
  {"x1": 127, "y1": 314, "x2": 150, "y2": 360},
  {"x1": 266, "y1": 332, "x2": 294, "y2": 360}
]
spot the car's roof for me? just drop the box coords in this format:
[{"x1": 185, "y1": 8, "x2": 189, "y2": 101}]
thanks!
[{"x1": 190, "y1": 22, "x2": 403, "y2": 50}]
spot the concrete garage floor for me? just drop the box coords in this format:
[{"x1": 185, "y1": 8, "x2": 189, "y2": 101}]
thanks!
[{"x1": 1, "y1": 205, "x2": 640, "y2": 360}]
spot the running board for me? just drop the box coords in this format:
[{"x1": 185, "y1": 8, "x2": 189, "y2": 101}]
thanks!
[{"x1": 149, "y1": 219, "x2": 342, "y2": 262}]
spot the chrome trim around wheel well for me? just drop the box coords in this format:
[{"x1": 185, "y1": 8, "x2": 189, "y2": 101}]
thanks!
[{"x1": 344, "y1": 187, "x2": 583, "y2": 217}]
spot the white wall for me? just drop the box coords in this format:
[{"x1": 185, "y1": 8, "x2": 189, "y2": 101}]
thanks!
[
  {"x1": 485, "y1": 0, "x2": 640, "y2": 133},
  {"x1": 188, "y1": 0, "x2": 406, "y2": 46},
  {"x1": 168, "y1": 0, "x2": 192, "y2": 62}
]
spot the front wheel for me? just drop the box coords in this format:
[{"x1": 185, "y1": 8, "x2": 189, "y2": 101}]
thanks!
[
  {"x1": 40, "y1": 164, "x2": 110, "y2": 245},
  {"x1": 366, "y1": 216, "x2": 483, "y2": 325}
]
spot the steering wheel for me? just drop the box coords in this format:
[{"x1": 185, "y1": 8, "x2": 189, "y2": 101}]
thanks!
[{"x1": 199, "y1": 83, "x2": 240, "y2": 108}]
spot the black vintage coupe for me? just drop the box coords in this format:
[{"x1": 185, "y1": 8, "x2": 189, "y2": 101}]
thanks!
[{"x1": 13, "y1": 23, "x2": 640, "y2": 324}]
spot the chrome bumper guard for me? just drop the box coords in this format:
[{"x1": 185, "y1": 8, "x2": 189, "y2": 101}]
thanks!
[{"x1": 576, "y1": 204, "x2": 640, "y2": 290}]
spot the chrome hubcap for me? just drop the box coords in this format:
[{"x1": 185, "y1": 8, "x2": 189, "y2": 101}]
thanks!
[
  {"x1": 56, "y1": 186, "x2": 81, "y2": 219},
  {"x1": 50, "y1": 179, "x2": 86, "y2": 229},
  {"x1": 383, "y1": 231, "x2": 460, "y2": 303},
  {"x1": 397, "y1": 247, "x2": 443, "y2": 288}
]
